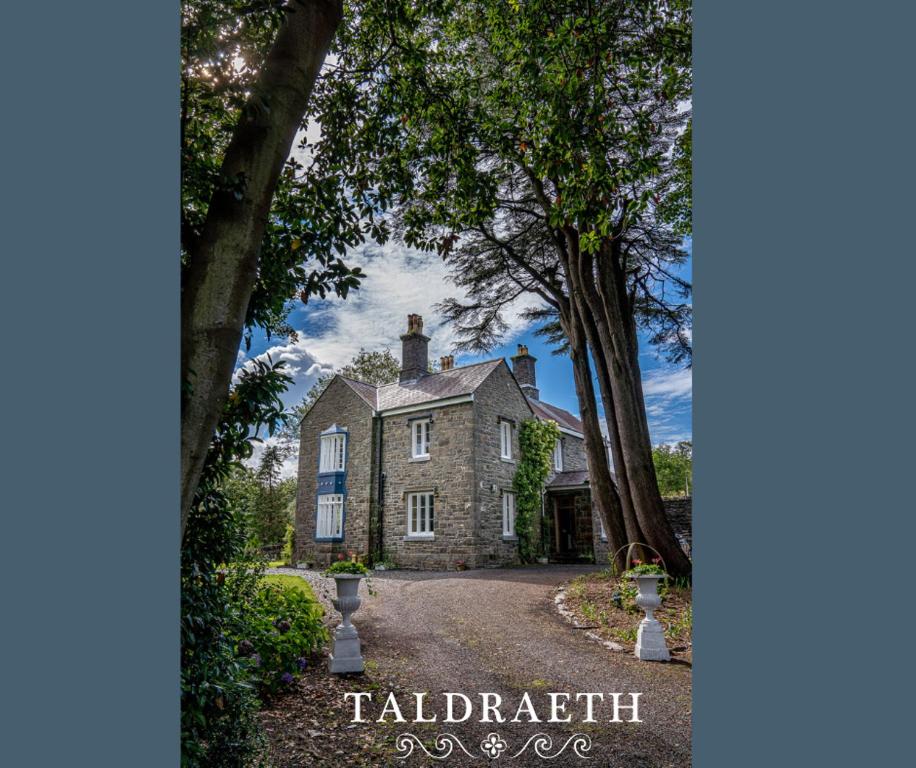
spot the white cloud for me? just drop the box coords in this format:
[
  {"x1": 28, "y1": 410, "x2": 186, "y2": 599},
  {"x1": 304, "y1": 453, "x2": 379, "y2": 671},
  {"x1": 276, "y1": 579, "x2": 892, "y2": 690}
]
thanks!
[
  {"x1": 238, "y1": 239, "x2": 537, "y2": 392},
  {"x1": 642, "y1": 367, "x2": 692, "y2": 401}
]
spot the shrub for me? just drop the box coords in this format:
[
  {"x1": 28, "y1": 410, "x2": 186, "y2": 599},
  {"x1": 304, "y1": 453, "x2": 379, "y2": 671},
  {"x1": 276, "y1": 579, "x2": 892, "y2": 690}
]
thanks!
[
  {"x1": 281, "y1": 523, "x2": 295, "y2": 566},
  {"x1": 324, "y1": 560, "x2": 371, "y2": 576},
  {"x1": 233, "y1": 580, "x2": 327, "y2": 696}
]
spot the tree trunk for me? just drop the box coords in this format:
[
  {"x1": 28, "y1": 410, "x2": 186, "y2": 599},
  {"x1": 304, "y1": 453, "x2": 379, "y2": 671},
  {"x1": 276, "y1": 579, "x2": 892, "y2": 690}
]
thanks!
[
  {"x1": 564, "y1": 229, "x2": 645, "y2": 550},
  {"x1": 559, "y1": 300, "x2": 628, "y2": 572},
  {"x1": 593, "y1": 241, "x2": 692, "y2": 576},
  {"x1": 181, "y1": 0, "x2": 343, "y2": 541}
]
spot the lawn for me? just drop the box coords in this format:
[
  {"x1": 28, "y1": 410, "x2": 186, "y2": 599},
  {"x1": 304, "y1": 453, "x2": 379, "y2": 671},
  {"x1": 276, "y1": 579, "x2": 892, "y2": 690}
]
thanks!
[{"x1": 262, "y1": 573, "x2": 321, "y2": 603}]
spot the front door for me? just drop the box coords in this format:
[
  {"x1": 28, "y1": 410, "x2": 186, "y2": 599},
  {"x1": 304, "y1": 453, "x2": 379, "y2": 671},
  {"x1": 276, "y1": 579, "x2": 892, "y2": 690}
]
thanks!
[{"x1": 556, "y1": 499, "x2": 576, "y2": 555}]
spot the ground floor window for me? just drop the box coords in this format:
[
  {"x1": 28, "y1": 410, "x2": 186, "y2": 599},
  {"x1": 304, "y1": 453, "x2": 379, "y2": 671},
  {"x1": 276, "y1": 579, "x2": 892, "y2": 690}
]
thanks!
[
  {"x1": 407, "y1": 492, "x2": 435, "y2": 537},
  {"x1": 502, "y1": 491, "x2": 516, "y2": 537},
  {"x1": 316, "y1": 493, "x2": 344, "y2": 539}
]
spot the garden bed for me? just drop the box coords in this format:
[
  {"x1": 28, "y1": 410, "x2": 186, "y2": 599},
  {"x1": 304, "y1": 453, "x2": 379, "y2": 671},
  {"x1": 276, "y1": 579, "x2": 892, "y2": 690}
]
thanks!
[
  {"x1": 559, "y1": 569, "x2": 692, "y2": 661},
  {"x1": 259, "y1": 659, "x2": 409, "y2": 767}
]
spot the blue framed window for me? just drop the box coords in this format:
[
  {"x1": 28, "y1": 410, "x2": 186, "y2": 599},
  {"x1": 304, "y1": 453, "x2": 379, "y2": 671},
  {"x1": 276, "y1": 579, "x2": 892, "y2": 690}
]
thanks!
[{"x1": 316, "y1": 425, "x2": 348, "y2": 541}]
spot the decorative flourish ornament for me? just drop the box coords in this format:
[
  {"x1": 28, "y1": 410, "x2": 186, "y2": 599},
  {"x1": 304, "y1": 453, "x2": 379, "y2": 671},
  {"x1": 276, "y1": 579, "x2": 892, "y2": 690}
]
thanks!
[
  {"x1": 480, "y1": 733, "x2": 507, "y2": 758},
  {"x1": 394, "y1": 733, "x2": 479, "y2": 760},
  {"x1": 510, "y1": 733, "x2": 593, "y2": 760},
  {"x1": 393, "y1": 732, "x2": 593, "y2": 761}
]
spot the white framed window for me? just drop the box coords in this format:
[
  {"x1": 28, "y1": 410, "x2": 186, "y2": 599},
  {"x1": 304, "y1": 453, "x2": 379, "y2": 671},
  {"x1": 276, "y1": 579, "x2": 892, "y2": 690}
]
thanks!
[
  {"x1": 319, "y1": 432, "x2": 346, "y2": 473},
  {"x1": 411, "y1": 419, "x2": 430, "y2": 459},
  {"x1": 502, "y1": 491, "x2": 516, "y2": 537},
  {"x1": 499, "y1": 420, "x2": 513, "y2": 460},
  {"x1": 553, "y1": 438, "x2": 564, "y2": 471},
  {"x1": 316, "y1": 493, "x2": 344, "y2": 539},
  {"x1": 407, "y1": 492, "x2": 435, "y2": 537}
]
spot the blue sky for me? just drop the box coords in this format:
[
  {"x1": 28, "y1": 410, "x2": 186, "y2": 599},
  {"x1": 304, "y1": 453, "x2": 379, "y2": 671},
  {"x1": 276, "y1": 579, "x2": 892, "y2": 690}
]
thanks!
[{"x1": 236, "y1": 240, "x2": 691, "y2": 475}]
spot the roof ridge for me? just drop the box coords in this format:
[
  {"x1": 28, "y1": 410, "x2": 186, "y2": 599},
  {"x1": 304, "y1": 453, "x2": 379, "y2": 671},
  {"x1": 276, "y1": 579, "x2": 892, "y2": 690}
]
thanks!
[
  {"x1": 337, "y1": 374, "x2": 383, "y2": 389},
  {"x1": 375, "y1": 358, "x2": 502, "y2": 390}
]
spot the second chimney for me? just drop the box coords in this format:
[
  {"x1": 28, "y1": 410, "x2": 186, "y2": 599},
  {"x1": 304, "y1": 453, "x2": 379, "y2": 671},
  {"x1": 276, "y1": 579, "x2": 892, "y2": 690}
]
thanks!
[
  {"x1": 511, "y1": 344, "x2": 539, "y2": 400},
  {"x1": 400, "y1": 314, "x2": 430, "y2": 382},
  {"x1": 439, "y1": 355, "x2": 454, "y2": 371}
]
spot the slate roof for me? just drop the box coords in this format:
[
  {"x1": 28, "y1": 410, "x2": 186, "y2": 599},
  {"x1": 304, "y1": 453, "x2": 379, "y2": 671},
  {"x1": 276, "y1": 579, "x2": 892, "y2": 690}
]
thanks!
[
  {"x1": 548, "y1": 470, "x2": 590, "y2": 488},
  {"x1": 337, "y1": 359, "x2": 587, "y2": 438},
  {"x1": 526, "y1": 397, "x2": 584, "y2": 434},
  {"x1": 338, "y1": 359, "x2": 504, "y2": 412}
]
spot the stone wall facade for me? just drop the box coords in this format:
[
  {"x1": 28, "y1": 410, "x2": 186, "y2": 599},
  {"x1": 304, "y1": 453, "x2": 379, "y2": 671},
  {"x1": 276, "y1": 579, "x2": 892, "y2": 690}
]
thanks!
[
  {"x1": 471, "y1": 361, "x2": 536, "y2": 567},
  {"x1": 378, "y1": 400, "x2": 477, "y2": 569},
  {"x1": 293, "y1": 359, "x2": 637, "y2": 571},
  {"x1": 295, "y1": 377, "x2": 376, "y2": 567}
]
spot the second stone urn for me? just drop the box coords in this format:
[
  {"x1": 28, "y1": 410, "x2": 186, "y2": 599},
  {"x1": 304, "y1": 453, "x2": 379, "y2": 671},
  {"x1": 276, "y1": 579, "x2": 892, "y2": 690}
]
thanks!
[
  {"x1": 329, "y1": 573, "x2": 365, "y2": 674},
  {"x1": 630, "y1": 573, "x2": 671, "y2": 662}
]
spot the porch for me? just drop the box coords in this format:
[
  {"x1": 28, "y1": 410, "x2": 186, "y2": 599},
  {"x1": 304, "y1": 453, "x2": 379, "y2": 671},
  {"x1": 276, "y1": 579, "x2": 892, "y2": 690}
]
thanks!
[{"x1": 545, "y1": 472, "x2": 596, "y2": 563}]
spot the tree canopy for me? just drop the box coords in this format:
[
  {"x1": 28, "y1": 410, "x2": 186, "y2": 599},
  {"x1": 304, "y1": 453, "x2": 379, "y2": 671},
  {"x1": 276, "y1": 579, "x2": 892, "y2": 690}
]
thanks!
[{"x1": 652, "y1": 441, "x2": 692, "y2": 498}]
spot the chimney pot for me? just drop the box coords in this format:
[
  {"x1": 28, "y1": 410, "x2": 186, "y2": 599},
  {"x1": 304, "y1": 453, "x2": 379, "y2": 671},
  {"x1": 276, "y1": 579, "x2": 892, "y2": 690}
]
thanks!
[
  {"x1": 400, "y1": 314, "x2": 430, "y2": 382},
  {"x1": 511, "y1": 344, "x2": 539, "y2": 399}
]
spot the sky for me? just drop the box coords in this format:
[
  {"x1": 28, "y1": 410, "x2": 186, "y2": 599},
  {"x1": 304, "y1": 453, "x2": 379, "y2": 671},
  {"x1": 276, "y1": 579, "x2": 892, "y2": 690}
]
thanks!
[{"x1": 236, "y1": 238, "x2": 692, "y2": 478}]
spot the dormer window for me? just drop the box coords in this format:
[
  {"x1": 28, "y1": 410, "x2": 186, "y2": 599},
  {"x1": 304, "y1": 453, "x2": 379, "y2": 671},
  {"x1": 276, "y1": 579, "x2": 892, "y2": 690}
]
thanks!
[
  {"x1": 319, "y1": 430, "x2": 346, "y2": 473},
  {"x1": 499, "y1": 420, "x2": 513, "y2": 460},
  {"x1": 411, "y1": 418, "x2": 430, "y2": 459},
  {"x1": 553, "y1": 438, "x2": 564, "y2": 471}
]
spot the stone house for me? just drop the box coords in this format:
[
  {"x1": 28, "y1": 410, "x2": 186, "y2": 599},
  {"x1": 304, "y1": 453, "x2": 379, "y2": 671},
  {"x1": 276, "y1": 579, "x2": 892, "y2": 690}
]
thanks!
[{"x1": 295, "y1": 314, "x2": 610, "y2": 569}]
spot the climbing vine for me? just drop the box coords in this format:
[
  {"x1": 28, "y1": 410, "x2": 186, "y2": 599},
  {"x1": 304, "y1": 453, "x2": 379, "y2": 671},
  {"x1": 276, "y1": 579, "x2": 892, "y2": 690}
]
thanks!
[{"x1": 513, "y1": 419, "x2": 561, "y2": 561}]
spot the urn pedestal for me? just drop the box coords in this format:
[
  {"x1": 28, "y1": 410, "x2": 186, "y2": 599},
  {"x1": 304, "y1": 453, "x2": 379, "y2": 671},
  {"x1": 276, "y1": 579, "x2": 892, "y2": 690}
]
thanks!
[
  {"x1": 329, "y1": 574, "x2": 365, "y2": 674},
  {"x1": 631, "y1": 574, "x2": 671, "y2": 662}
]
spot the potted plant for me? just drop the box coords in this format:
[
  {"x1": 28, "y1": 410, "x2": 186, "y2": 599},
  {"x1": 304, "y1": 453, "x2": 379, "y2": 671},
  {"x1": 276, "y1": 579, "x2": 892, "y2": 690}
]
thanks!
[
  {"x1": 323, "y1": 560, "x2": 371, "y2": 673},
  {"x1": 624, "y1": 562, "x2": 670, "y2": 662},
  {"x1": 454, "y1": 559, "x2": 467, "y2": 571}
]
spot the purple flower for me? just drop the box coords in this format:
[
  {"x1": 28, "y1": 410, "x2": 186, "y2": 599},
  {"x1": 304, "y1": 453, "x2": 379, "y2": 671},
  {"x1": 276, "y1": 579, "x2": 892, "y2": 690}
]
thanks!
[
  {"x1": 296, "y1": 657, "x2": 308, "y2": 671},
  {"x1": 280, "y1": 672, "x2": 294, "y2": 685}
]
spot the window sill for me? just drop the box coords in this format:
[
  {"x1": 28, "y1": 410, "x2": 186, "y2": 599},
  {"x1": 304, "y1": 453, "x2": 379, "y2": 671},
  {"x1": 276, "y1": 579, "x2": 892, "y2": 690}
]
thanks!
[
  {"x1": 500, "y1": 457, "x2": 516, "y2": 464},
  {"x1": 501, "y1": 535, "x2": 518, "y2": 541},
  {"x1": 405, "y1": 534, "x2": 435, "y2": 541},
  {"x1": 409, "y1": 455, "x2": 431, "y2": 463}
]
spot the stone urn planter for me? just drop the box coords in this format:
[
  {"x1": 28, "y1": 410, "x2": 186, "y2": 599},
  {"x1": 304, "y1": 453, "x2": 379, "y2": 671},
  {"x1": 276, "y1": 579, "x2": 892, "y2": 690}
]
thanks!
[
  {"x1": 328, "y1": 574, "x2": 365, "y2": 674},
  {"x1": 630, "y1": 573, "x2": 671, "y2": 662}
]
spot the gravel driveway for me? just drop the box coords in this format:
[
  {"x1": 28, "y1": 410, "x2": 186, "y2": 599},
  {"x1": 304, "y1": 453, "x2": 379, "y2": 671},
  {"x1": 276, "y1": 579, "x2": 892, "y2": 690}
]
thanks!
[{"x1": 271, "y1": 566, "x2": 691, "y2": 767}]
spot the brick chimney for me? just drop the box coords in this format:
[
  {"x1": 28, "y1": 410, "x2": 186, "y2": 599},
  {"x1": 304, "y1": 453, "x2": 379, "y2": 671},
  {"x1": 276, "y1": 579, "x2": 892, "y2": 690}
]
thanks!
[
  {"x1": 400, "y1": 314, "x2": 430, "y2": 382},
  {"x1": 511, "y1": 344, "x2": 539, "y2": 399},
  {"x1": 439, "y1": 355, "x2": 454, "y2": 371}
]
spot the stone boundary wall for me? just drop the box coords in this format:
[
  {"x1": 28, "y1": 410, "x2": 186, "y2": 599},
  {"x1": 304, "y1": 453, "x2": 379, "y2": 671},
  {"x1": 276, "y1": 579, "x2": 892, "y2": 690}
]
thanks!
[{"x1": 663, "y1": 496, "x2": 692, "y2": 556}]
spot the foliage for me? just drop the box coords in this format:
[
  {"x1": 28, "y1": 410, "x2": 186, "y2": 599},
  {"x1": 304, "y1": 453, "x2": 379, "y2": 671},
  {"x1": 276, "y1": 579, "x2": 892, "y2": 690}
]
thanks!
[
  {"x1": 181, "y1": 0, "x2": 365, "y2": 346},
  {"x1": 181, "y1": 358, "x2": 292, "y2": 767},
  {"x1": 623, "y1": 563, "x2": 667, "y2": 577},
  {"x1": 232, "y1": 579, "x2": 327, "y2": 696},
  {"x1": 308, "y1": 0, "x2": 691, "y2": 360},
  {"x1": 324, "y1": 560, "x2": 371, "y2": 576},
  {"x1": 513, "y1": 419, "x2": 561, "y2": 561},
  {"x1": 652, "y1": 440, "x2": 692, "y2": 497},
  {"x1": 221, "y1": 458, "x2": 296, "y2": 548}
]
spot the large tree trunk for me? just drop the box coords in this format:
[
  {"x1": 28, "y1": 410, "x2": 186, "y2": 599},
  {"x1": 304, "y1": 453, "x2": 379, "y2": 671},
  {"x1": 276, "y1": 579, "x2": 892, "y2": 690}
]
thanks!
[
  {"x1": 565, "y1": 230, "x2": 644, "y2": 550},
  {"x1": 592, "y1": 240, "x2": 692, "y2": 576},
  {"x1": 181, "y1": 0, "x2": 343, "y2": 541},
  {"x1": 559, "y1": 300, "x2": 628, "y2": 572}
]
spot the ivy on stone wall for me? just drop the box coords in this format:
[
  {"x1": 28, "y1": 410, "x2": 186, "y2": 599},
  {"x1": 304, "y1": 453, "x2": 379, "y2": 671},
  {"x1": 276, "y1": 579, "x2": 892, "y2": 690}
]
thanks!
[{"x1": 513, "y1": 419, "x2": 561, "y2": 562}]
